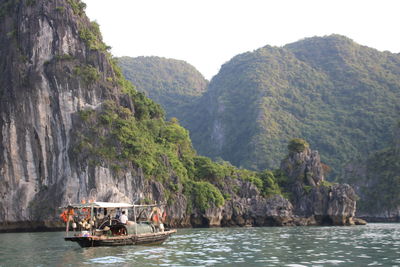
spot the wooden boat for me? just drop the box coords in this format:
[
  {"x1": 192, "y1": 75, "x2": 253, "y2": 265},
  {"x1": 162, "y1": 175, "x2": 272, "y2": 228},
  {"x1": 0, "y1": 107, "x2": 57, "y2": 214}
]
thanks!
[
  {"x1": 61, "y1": 202, "x2": 176, "y2": 247},
  {"x1": 64, "y1": 229, "x2": 177, "y2": 247}
]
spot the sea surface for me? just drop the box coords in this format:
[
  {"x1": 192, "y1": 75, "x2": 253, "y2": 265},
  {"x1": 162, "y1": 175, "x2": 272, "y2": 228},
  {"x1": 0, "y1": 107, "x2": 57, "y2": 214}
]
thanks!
[{"x1": 0, "y1": 223, "x2": 399, "y2": 266}]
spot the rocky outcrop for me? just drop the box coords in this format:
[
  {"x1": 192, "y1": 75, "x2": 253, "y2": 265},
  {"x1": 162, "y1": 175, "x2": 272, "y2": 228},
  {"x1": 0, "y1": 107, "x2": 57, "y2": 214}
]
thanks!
[
  {"x1": 281, "y1": 145, "x2": 357, "y2": 225},
  {"x1": 183, "y1": 144, "x2": 359, "y2": 228},
  {"x1": 165, "y1": 148, "x2": 360, "y2": 227},
  {"x1": 163, "y1": 178, "x2": 294, "y2": 228},
  {"x1": 281, "y1": 147, "x2": 325, "y2": 187},
  {"x1": 202, "y1": 180, "x2": 293, "y2": 227}
]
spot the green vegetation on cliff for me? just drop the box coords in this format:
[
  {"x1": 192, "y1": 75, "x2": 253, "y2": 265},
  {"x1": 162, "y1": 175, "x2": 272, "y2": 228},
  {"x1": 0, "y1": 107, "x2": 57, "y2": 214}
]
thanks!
[
  {"x1": 118, "y1": 56, "x2": 208, "y2": 119},
  {"x1": 79, "y1": 21, "x2": 109, "y2": 51},
  {"x1": 73, "y1": 99, "x2": 287, "y2": 212},
  {"x1": 288, "y1": 138, "x2": 310, "y2": 154},
  {"x1": 67, "y1": 0, "x2": 86, "y2": 16}
]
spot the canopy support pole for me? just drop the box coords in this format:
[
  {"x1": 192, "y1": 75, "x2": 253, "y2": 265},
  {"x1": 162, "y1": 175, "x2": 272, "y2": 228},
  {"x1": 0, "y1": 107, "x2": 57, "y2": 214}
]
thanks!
[{"x1": 134, "y1": 206, "x2": 137, "y2": 235}]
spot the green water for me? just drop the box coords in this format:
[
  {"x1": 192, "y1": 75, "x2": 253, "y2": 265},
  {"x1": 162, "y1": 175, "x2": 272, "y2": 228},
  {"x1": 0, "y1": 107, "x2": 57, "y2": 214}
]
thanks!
[{"x1": 0, "y1": 223, "x2": 399, "y2": 266}]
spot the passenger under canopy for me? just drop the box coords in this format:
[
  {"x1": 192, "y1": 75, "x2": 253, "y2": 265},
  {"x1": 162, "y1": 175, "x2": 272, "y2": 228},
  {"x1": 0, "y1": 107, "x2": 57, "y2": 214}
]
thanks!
[
  {"x1": 61, "y1": 201, "x2": 134, "y2": 209},
  {"x1": 61, "y1": 201, "x2": 176, "y2": 247}
]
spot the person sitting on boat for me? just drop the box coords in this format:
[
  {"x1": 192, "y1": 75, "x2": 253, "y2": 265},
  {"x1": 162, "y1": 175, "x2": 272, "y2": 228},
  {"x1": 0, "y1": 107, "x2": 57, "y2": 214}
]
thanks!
[
  {"x1": 115, "y1": 208, "x2": 121, "y2": 220},
  {"x1": 120, "y1": 211, "x2": 128, "y2": 224}
]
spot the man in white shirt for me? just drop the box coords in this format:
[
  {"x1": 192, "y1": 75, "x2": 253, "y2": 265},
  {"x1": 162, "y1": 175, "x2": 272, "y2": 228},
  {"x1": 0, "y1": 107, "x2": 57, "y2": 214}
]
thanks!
[{"x1": 120, "y1": 211, "x2": 128, "y2": 224}]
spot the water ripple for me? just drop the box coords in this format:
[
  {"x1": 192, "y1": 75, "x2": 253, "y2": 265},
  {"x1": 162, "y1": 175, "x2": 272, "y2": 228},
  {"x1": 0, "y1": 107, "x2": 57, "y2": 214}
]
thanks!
[{"x1": 1, "y1": 224, "x2": 400, "y2": 266}]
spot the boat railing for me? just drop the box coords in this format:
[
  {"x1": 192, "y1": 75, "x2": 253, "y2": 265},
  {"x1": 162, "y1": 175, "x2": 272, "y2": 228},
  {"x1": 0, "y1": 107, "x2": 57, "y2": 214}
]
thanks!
[{"x1": 60, "y1": 202, "x2": 167, "y2": 237}]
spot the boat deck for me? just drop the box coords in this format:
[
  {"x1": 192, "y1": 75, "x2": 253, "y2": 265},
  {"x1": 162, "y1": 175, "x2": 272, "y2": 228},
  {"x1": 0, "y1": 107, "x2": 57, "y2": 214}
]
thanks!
[{"x1": 65, "y1": 229, "x2": 177, "y2": 247}]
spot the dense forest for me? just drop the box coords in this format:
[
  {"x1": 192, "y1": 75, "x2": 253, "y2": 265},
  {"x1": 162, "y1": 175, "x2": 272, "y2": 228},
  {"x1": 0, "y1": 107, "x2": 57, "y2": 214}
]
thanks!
[{"x1": 120, "y1": 35, "x2": 400, "y2": 180}]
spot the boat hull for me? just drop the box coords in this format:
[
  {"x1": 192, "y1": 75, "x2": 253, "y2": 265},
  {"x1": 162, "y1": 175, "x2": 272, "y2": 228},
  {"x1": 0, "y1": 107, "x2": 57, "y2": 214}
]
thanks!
[{"x1": 64, "y1": 229, "x2": 176, "y2": 247}]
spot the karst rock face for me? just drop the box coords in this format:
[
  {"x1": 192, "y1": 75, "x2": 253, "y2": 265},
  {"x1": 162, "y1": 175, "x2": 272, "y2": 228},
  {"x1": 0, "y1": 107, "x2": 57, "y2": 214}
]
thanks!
[
  {"x1": 281, "y1": 147, "x2": 357, "y2": 225},
  {"x1": 0, "y1": 0, "x2": 130, "y2": 225},
  {"x1": 191, "y1": 180, "x2": 294, "y2": 228}
]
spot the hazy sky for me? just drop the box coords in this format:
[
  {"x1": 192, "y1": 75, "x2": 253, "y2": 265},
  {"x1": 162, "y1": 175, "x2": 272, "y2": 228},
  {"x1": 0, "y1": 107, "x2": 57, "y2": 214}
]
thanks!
[{"x1": 84, "y1": 0, "x2": 400, "y2": 79}]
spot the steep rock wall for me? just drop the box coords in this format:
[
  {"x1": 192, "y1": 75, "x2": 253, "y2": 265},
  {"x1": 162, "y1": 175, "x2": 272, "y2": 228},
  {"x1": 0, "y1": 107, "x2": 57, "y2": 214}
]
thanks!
[
  {"x1": 281, "y1": 147, "x2": 357, "y2": 225},
  {"x1": 0, "y1": 0, "x2": 120, "y2": 223}
]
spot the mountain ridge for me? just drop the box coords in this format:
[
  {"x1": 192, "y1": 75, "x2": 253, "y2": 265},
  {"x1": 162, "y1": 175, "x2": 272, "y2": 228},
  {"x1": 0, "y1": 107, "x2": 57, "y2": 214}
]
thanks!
[{"x1": 178, "y1": 35, "x2": 400, "y2": 176}]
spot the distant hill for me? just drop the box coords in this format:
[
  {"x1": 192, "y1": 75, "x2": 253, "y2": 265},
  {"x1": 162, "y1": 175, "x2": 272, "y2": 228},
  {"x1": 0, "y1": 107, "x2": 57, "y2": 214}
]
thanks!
[
  {"x1": 118, "y1": 56, "x2": 208, "y2": 119},
  {"x1": 142, "y1": 35, "x2": 400, "y2": 177}
]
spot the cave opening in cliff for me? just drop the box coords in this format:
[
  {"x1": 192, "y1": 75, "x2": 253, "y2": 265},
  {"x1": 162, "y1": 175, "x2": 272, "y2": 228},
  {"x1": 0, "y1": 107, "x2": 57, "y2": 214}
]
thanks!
[{"x1": 320, "y1": 215, "x2": 334, "y2": 226}]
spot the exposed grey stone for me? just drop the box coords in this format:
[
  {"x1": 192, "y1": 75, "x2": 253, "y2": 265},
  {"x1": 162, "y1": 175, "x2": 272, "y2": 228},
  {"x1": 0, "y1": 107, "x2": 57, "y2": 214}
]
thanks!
[{"x1": 281, "y1": 147, "x2": 358, "y2": 225}]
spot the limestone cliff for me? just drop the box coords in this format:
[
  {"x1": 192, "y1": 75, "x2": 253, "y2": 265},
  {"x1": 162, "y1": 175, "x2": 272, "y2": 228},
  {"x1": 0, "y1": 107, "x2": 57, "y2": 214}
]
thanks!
[
  {"x1": 280, "y1": 139, "x2": 357, "y2": 225},
  {"x1": 0, "y1": 0, "x2": 123, "y2": 225},
  {"x1": 0, "y1": 0, "x2": 186, "y2": 230}
]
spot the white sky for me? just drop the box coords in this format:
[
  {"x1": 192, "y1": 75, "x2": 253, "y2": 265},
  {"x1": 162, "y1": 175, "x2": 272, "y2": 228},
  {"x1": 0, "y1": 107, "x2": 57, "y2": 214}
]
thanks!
[{"x1": 84, "y1": 0, "x2": 400, "y2": 80}]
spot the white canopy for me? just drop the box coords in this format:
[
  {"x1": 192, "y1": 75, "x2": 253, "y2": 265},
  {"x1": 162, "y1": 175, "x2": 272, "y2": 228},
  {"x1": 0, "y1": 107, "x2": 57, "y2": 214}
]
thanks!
[
  {"x1": 61, "y1": 202, "x2": 134, "y2": 209},
  {"x1": 90, "y1": 202, "x2": 134, "y2": 208}
]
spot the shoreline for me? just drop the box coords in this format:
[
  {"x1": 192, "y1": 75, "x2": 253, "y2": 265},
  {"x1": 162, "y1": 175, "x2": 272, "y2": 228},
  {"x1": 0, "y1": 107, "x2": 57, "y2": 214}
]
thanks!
[
  {"x1": 359, "y1": 216, "x2": 400, "y2": 223},
  {"x1": 0, "y1": 218, "x2": 374, "y2": 234}
]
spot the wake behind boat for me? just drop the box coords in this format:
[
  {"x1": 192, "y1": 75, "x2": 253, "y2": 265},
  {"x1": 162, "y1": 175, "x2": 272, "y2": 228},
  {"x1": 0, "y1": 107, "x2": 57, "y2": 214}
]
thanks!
[{"x1": 61, "y1": 202, "x2": 176, "y2": 247}]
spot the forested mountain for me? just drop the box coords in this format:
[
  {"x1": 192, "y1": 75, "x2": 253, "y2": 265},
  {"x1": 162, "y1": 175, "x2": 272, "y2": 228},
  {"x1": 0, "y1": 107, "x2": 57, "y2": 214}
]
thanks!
[
  {"x1": 117, "y1": 35, "x2": 400, "y2": 218},
  {"x1": 181, "y1": 35, "x2": 400, "y2": 177},
  {"x1": 118, "y1": 56, "x2": 208, "y2": 119}
]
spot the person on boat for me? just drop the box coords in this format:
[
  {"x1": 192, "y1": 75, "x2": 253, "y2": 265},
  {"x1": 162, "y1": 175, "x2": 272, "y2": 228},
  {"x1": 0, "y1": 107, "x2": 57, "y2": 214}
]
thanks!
[
  {"x1": 149, "y1": 207, "x2": 164, "y2": 232},
  {"x1": 115, "y1": 208, "x2": 121, "y2": 220},
  {"x1": 60, "y1": 207, "x2": 75, "y2": 235},
  {"x1": 120, "y1": 211, "x2": 128, "y2": 224}
]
